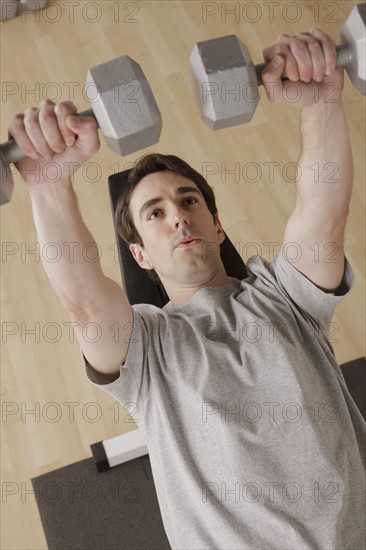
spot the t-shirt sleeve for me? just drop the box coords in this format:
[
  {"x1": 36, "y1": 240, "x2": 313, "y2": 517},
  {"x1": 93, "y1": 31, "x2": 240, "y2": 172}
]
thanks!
[
  {"x1": 82, "y1": 307, "x2": 153, "y2": 423},
  {"x1": 271, "y1": 247, "x2": 355, "y2": 327}
]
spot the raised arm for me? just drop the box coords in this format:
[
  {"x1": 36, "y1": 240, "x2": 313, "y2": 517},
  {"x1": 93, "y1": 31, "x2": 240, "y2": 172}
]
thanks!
[
  {"x1": 261, "y1": 30, "x2": 352, "y2": 292},
  {"x1": 9, "y1": 100, "x2": 134, "y2": 378}
]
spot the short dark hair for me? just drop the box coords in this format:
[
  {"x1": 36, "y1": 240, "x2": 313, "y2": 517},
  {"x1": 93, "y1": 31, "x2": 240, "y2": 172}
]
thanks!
[{"x1": 115, "y1": 153, "x2": 219, "y2": 285}]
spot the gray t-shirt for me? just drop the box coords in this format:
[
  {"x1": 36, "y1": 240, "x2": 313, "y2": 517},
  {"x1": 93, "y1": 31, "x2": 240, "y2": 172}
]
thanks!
[{"x1": 84, "y1": 250, "x2": 366, "y2": 550}]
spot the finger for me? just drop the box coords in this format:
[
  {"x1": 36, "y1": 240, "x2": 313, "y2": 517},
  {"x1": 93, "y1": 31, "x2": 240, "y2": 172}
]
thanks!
[
  {"x1": 39, "y1": 99, "x2": 68, "y2": 154},
  {"x1": 308, "y1": 28, "x2": 337, "y2": 75},
  {"x1": 261, "y1": 54, "x2": 287, "y2": 103},
  {"x1": 65, "y1": 115, "x2": 100, "y2": 157},
  {"x1": 8, "y1": 113, "x2": 40, "y2": 160},
  {"x1": 23, "y1": 105, "x2": 55, "y2": 160},
  {"x1": 277, "y1": 34, "x2": 315, "y2": 82},
  {"x1": 294, "y1": 32, "x2": 326, "y2": 82},
  {"x1": 54, "y1": 101, "x2": 78, "y2": 147},
  {"x1": 263, "y1": 41, "x2": 299, "y2": 82}
]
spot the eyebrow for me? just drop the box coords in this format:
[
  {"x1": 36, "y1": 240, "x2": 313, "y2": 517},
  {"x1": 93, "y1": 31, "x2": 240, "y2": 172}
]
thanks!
[{"x1": 138, "y1": 186, "x2": 202, "y2": 221}]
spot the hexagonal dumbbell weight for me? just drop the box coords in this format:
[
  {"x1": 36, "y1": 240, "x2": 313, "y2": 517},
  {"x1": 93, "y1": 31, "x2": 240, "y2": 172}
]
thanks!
[
  {"x1": 189, "y1": 3, "x2": 365, "y2": 130},
  {"x1": 19, "y1": 0, "x2": 48, "y2": 12},
  {"x1": 0, "y1": 0, "x2": 19, "y2": 20},
  {"x1": 0, "y1": 0, "x2": 47, "y2": 20},
  {"x1": 0, "y1": 56, "x2": 162, "y2": 205}
]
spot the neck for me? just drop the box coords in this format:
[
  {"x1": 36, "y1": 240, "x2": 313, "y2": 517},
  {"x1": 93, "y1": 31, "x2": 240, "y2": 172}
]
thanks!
[{"x1": 162, "y1": 266, "x2": 229, "y2": 308}]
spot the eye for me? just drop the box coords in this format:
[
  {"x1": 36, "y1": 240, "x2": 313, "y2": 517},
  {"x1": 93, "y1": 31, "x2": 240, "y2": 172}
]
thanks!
[
  {"x1": 147, "y1": 209, "x2": 161, "y2": 221},
  {"x1": 146, "y1": 197, "x2": 199, "y2": 221},
  {"x1": 183, "y1": 196, "x2": 199, "y2": 205}
]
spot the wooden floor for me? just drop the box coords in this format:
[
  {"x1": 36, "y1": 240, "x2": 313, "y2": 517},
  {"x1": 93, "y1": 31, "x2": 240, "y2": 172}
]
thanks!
[{"x1": 1, "y1": 1, "x2": 365, "y2": 548}]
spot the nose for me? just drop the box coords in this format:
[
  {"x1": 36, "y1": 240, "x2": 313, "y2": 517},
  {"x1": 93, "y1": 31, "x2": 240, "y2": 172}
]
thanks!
[{"x1": 171, "y1": 205, "x2": 190, "y2": 227}]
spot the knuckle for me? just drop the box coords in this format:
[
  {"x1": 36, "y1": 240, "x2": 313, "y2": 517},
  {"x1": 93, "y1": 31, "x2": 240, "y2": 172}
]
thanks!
[
  {"x1": 39, "y1": 100, "x2": 55, "y2": 120},
  {"x1": 292, "y1": 38, "x2": 306, "y2": 49},
  {"x1": 10, "y1": 113, "x2": 24, "y2": 129},
  {"x1": 24, "y1": 106, "x2": 38, "y2": 118},
  {"x1": 39, "y1": 109, "x2": 53, "y2": 123},
  {"x1": 268, "y1": 44, "x2": 288, "y2": 58},
  {"x1": 40, "y1": 98, "x2": 54, "y2": 107},
  {"x1": 263, "y1": 43, "x2": 288, "y2": 60},
  {"x1": 322, "y1": 35, "x2": 333, "y2": 47},
  {"x1": 60, "y1": 100, "x2": 75, "y2": 107},
  {"x1": 277, "y1": 43, "x2": 289, "y2": 55},
  {"x1": 24, "y1": 116, "x2": 40, "y2": 131},
  {"x1": 55, "y1": 100, "x2": 76, "y2": 114},
  {"x1": 308, "y1": 40, "x2": 320, "y2": 52}
]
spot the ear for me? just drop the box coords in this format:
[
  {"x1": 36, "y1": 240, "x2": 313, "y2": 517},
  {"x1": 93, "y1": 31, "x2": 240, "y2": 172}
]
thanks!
[
  {"x1": 214, "y1": 213, "x2": 226, "y2": 245},
  {"x1": 129, "y1": 243, "x2": 155, "y2": 270}
]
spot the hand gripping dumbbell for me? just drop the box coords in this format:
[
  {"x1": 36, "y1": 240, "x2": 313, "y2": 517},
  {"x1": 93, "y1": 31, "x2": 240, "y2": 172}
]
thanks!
[
  {"x1": 189, "y1": 3, "x2": 365, "y2": 130},
  {"x1": 0, "y1": 56, "x2": 162, "y2": 205}
]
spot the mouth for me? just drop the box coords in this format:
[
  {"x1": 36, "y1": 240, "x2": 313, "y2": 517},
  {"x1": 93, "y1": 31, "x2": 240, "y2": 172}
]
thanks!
[{"x1": 176, "y1": 238, "x2": 202, "y2": 248}]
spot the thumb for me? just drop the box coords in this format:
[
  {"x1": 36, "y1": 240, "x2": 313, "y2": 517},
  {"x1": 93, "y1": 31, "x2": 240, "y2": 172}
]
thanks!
[
  {"x1": 65, "y1": 114, "x2": 100, "y2": 155},
  {"x1": 66, "y1": 114, "x2": 99, "y2": 137},
  {"x1": 260, "y1": 54, "x2": 285, "y2": 84},
  {"x1": 270, "y1": 55, "x2": 285, "y2": 72},
  {"x1": 261, "y1": 55, "x2": 286, "y2": 103}
]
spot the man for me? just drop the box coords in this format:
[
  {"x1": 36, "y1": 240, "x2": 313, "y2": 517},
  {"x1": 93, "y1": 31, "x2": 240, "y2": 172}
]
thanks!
[{"x1": 10, "y1": 30, "x2": 365, "y2": 549}]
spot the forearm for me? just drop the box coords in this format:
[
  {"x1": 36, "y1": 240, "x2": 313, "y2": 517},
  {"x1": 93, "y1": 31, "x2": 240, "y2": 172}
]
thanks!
[
  {"x1": 296, "y1": 100, "x2": 353, "y2": 229},
  {"x1": 28, "y1": 180, "x2": 106, "y2": 313}
]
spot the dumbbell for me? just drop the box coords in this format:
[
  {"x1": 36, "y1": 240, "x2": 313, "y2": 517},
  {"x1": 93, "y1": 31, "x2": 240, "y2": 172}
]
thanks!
[
  {"x1": 189, "y1": 2, "x2": 365, "y2": 130},
  {"x1": 0, "y1": 0, "x2": 19, "y2": 20},
  {"x1": 19, "y1": 0, "x2": 48, "y2": 12},
  {"x1": 0, "y1": 56, "x2": 162, "y2": 205},
  {"x1": 0, "y1": 0, "x2": 47, "y2": 20}
]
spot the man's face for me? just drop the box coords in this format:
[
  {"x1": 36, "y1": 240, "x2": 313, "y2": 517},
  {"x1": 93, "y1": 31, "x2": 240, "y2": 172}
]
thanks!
[{"x1": 129, "y1": 171, "x2": 225, "y2": 287}]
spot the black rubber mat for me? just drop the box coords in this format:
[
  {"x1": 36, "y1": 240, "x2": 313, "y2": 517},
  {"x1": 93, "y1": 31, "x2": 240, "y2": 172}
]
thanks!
[{"x1": 31, "y1": 454, "x2": 171, "y2": 550}]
